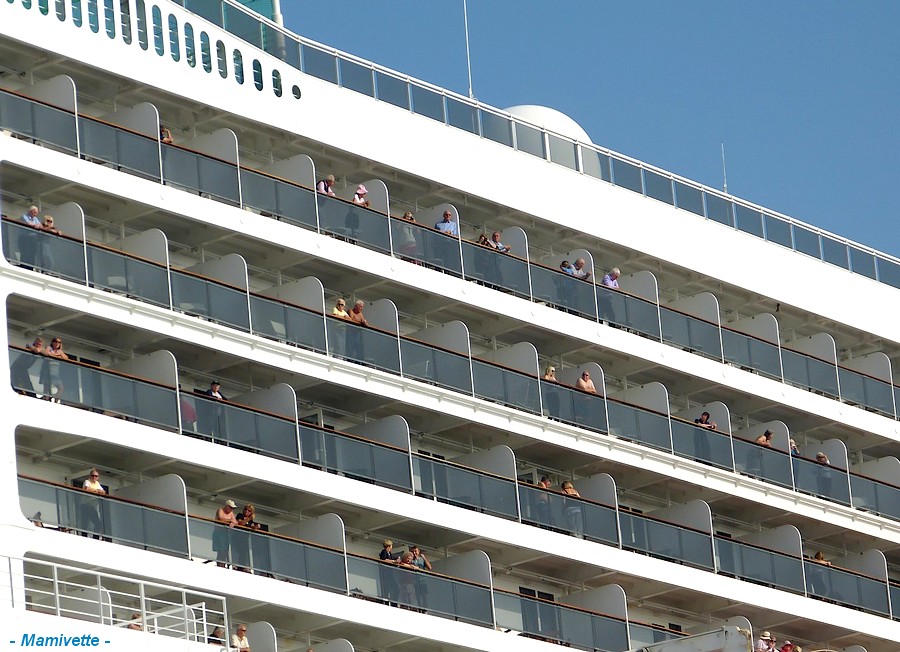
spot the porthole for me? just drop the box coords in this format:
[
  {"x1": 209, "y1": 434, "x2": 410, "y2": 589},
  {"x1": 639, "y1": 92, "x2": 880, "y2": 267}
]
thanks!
[
  {"x1": 200, "y1": 31, "x2": 212, "y2": 72},
  {"x1": 168, "y1": 14, "x2": 180, "y2": 61},
  {"x1": 291, "y1": 85, "x2": 301, "y2": 99},
  {"x1": 233, "y1": 50, "x2": 244, "y2": 85},
  {"x1": 151, "y1": 5, "x2": 163, "y2": 55},
  {"x1": 216, "y1": 40, "x2": 228, "y2": 78},
  {"x1": 184, "y1": 22, "x2": 196, "y2": 67},
  {"x1": 252, "y1": 59, "x2": 263, "y2": 90},
  {"x1": 119, "y1": 0, "x2": 131, "y2": 43},
  {"x1": 272, "y1": 69, "x2": 282, "y2": 97},
  {"x1": 55, "y1": 0, "x2": 64, "y2": 20},
  {"x1": 87, "y1": 0, "x2": 99, "y2": 32},
  {"x1": 103, "y1": 0, "x2": 115, "y2": 38}
]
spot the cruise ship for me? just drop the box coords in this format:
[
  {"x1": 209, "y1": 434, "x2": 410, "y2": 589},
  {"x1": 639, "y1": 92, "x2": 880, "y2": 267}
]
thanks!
[{"x1": 2, "y1": 2, "x2": 899, "y2": 652}]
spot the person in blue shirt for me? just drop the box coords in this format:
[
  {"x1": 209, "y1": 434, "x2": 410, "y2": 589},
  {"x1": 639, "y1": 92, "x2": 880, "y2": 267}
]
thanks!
[{"x1": 434, "y1": 210, "x2": 458, "y2": 236}]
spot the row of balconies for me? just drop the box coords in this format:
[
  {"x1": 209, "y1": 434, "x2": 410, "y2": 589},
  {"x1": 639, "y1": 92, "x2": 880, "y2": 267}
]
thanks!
[{"x1": 1, "y1": 83, "x2": 898, "y2": 421}]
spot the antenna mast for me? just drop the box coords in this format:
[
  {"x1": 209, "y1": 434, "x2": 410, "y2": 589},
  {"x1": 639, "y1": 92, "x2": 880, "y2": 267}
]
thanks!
[
  {"x1": 721, "y1": 142, "x2": 728, "y2": 194},
  {"x1": 463, "y1": 0, "x2": 474, "y2": 99}
]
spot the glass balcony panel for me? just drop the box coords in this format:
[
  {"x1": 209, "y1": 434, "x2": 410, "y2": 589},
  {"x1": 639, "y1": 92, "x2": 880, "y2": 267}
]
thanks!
[
  {"x1": 630, "y1": 624, "x2": 683, "y2": 648},
  {"x1": 721, "y1": 329, "x2": 782, "y2": 379},
  {"x1": 301, "y1": 44, "x2": 337, "y2": 83},
  {"x1": 782, "y1": 349, "x2": 839, "y2": 397},
  {"x1": 399, "y1": 339, "x2": 472, "y2": 394},
  {"x1": 249, "y1": 295, "x2": 326, "y2": 352},
  {"x1": 764, "y1": 213, "x2": 793, "y2": 247},
  {"x1": 611, "y1": 158, "x2": 642, "y2": 194},
  {"x1": 581, "y1": 147, "x2": 611, "y2": 182},
  {"x1": 539, "y1": 380, "x2": 607, "y2": 434},
  {"x1": 849, "y1": 246, "x2": 877, "y2": 279},
  {"x1": 389, "y1": 218, "x2": 462, "y2": 275},
  {"x1": 606, "y1": 401, "x2": 671, "y2": 451},
  {"x1": 805, "y1": 561, "x2": 889, "y2": 615},
  {"x1": 514, "y1": 122, "x2": 544, "y2": 158},
  {"x1": 715, "y1": 538, "x2": 804, "y2": 593},
  {"x1": 891, "y1": 584, "x2": 900, "y2": 621},
  {"x1": 849, "y1": 475, "x2": 900, "y2": 520},
  {"x1": 300, "y1": 424, "x2": 412, "y2": 491},
  {"x1": 479, "y1": 110, "x2": 512, "y2": 146},
  {"x1": 620, "y1": 512, "x2": 713, "y2": 569},
  {"x1": 548, "y1": 133, "x2": 577, "y2": 170},
  {"x1": 792, "y1": 456, "x2": 850, "y2": 505},
  {"x1": 326, "y1": 318, "x2": 400, "y2": 373},
  {"x1": 837, "y1": 367, "x2": 895, "y2": 416},
  {"x1": 731, "y1": 438, "x2": 793, "y2": 488},
  {"x1": 793, "y1": 225, "x2": 821, "y2": 258},
  {"x1": 410, "y1": 84, "x2": 444, "y2": 122},
  {"x1": 183, "y1": 0, "x2": 221, "y2": 24},
  {"x1": 161, "y1": 143, "x2": 200, "y2": 192},
  {"x1": 471, "y1": 358, "x2": 541, "y2": 414},
  {"x1": 86, "y1": 245, "x2": 169, "y2": 307},
  {"x1": 529, "y1": 264, "x2": 597, "y2": 318},
  {"x1": 222, "y1": 3, "x2": 260, "y2": 46},
  {"x1": 674, "y1": 181, "x2": 704, "y2": 216},
  {"x1": 339, "y1": 58, "x2": 374, "y2": 96},
  {"x1": 670, "y1": 420, "x2": 733, "y2": 470},
  {"x1": 316, "y1": 195, "x2": 391, "y2": 253},
  {"x1": 79, "y1": 118, "x2": 159, "y2": 180},
  {"x1": 19, "y1": 478, "x2": 188, "y2": 556},
  {"x1": 170, "y1": 270, "x2": 249, "y2": 330},
  {"x1": 659, "y1": 308, "x2": 722, "y2": 360},
  {"x1": 345, "y1": 556, "x2": 493, "y2": 625},
  {"x1": 2, "y1": 220, "x2": 85, "y2": 282},
  {"x1": 374, "y1": 71, "x2": 409, "y2": 110},
  {"x1": 821, "y1": 236, "x2": 849, "y2": 269},
  {"x1": 876, "y1": 257, "x2": 900, "y2": 289},
  {"x1": 704, "y1": 193, "x2": 734, "y2": 226},
  {"x1": 239, "y1": 169, "x2": 317, "y2": 230},
  {"x1": 597, "y1": 286, "x2": 660, "y2": 339},
  {"x1": 735, "y1": 204, "x2": 764, "y2": 237},
  {"x1": 519, "y1": 484, "x2": 618, "y2": 545},
  {"x1": 446, "y1": 97, "x2": 478, "y2": 134},
  {"x1": 413, "y1": 455, "x2": 517, "y2": 519},
  {"x1": 461, "y1": 240, "x2": 530, "y2": 297},
  {"x1": 196, "y1": 155, "x2": 240, "y2": 205},
  {"x1": 644, "y1": 169, "x2": 674, "y2": 204}
]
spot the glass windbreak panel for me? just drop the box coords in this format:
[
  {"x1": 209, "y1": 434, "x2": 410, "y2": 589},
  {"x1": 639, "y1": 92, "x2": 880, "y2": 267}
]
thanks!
[
  {"x1": 9, "y1": 348, "x2": 178, "y2": 429},
  {"x1": 479, "y1": 109, "x2": 512, "y2": 147},
  {"x1": 399, "y1": 338, "x2": 472, "y2": 394},
  {"x1": 837, "y1": 367, "x2": 895, "y2": 416},
  {"x1": 300, "y1": 423, "x2": 412, "y2": 491},
  {"x1": 715, "y1": 538, "x2": 804, "y2": 593},
  {"x1": 345, "y1": 556, "x2": 493, "y2": 625},
  {"x1": 339, "y1": 58, "x2": 374, "y2": 96},
  {"x1": 606, "y1": 401, "x2": 671, "y2": 451},
  {"x1": 731, "y1": 438, "x2": 793, "y2": 488},
  {"x1": 781, "y1": 348, "x2": 838, "y2": 397},
  {"x1": 262, "y1": 25, "x2": 300, "y2": 68},
  {"x1": 529, "y1": 264, "x2": 597, "y2": 318},
  {"x1": 2, "y1": 220, "x2": 85, "y2": 282},
  {"x1": 704, "y1": 192, "x2": 734, "y2": 226},
  {"x1": 644, "y1": 169, "x2": 674, "y2": 204},
  {"x1": 597, "y1": 286, "x2": 661, "y2": 339},
  {"x1": 493, "y1": 591, "x2": 628, "y2": 652},
  {"x1": 446, "y1": 97, "x2": 478, "y2": 134},
  {"x1": 184, "y1": 393, "x2": 299, "y2": 461},
  {"x1": 674, "y1": 181, "x2": 704, "y2": 216},
  {"x1": 849, "y1": 246, "x2": 877, "y2": 279},
  {"x1": 805, "y1": 561, "x2": 889, "y2": 615},
  {"x1": 876, "y1": 257, "x2": 900, "y2": 289},
  {"x1": 471, "y1": 358, "x2": 541, "y2": 414},
  {"x1": 793, "y1": 225, "x2": 821, "y2": 258},
  {"x1": 548, "y1": 133, "x2": 577, "y2": 170},
  {"x1": 79, "y1": 118, "x2": 161, "y2": 180},
  {"x1": 821, "y1": 236, "x2": 849, "y2": 269},
  {"x1": 239, "y1": 169, "x2": 317, "y2": 230},
  {"x1": 170, "y1": 270, "x2": 249, "y2": 331},
  {"x1": 389, "y1": 217, "x2": 462, "y2": 275},
  {"x1": 460, "y1": 241, "x2": 530, "y2": 298},
  {"x1": 249, "y1": 295, "x2": 326, "y2": 353},
  {"x1": 735, "y1": 204, "x2": 764, "y2": 237},
  {"x1": 540, "y1": 380, "x2": 607, "y2": 434},
  {"x1": 374, "y1": 71, "x2": 409, "y2": 110},
  {"x1": 518, "y1": 483, "x2": 618, "y2": 545},
  {"x1": 659, "y1": 307, "x2": 722, "y2": 360},
  {"x1": 765, "y1": 213, "x2": 793, "y2": 248},
  {"x1": 86, "y1": 244, "x2": 170, "y2": 307},
  {"x1": 721, "y1": 329, "x2": 781, "y2": 379},
  {"x1": 19, "y1": 478, "x2": 189, "y2": 556},
  {"x1": 326, "y1": 318, "x2": 400, "y2": 373},
  {"x1": 670, "y1": 419, "x2": 733, "y2": 470},
  {"x1": 410, "y1": 84, "x2": 444, "y2": 122},
  {"x1": 850, "y1": 474, "x2": 900, "y2": 521},
  {"x1": 0, "y1": 90, "x2": 77, "y2": 153},
  {"x1": 316, "y1": 195, "x2": 391, "y2": 254},
  {"x1": 413, "y1": 455, "x2": 517, "y2": 520},
  {"x1": 301, "y1": 44, "x2": 337, "y2": 83},
  {"x1": 792, "y1": 456, "x2": 850, "y2": 505},
  {"x1": 223, "y1": 3, "x2": 261, "y2": 46},
  {"x1": 619, "y1": 512, "x2": 713, "y2": 569},
  {"x1": 184, "y1": 0, "x2": 222, "y2": 24},
  {"x1": 197, "y1": 155, "x2": 240, "y2": 205},
  {"x1": 611, "y1": 158, "x2": 642, "y2": 194},
  {"x1": 189, "y1": 518, "x2": 347, "y2": 592},
  {"x1": 514, "y1": 122, "x2": 544, "y2": 158},
  {"x1": 581, "y1": 147, "x2": 611, "y2": 182}
]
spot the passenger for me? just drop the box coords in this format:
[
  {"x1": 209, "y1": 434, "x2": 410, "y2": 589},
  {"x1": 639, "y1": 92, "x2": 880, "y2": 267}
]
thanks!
[
  {"x1": 575, "y1": 370, "x2": 596, "y2": 394},
  {"x1": 231, "y1": 624, "x2": 251, "y2": 652},
  {"x1": 316, "y1": 174, "x2": 336, "y2": 197},
  {"x1": 488, "y1": 231, "x2": 511, "y2": 253},
  {"x1": 331, "y1": 298, "x2": 349, "y2": 319},
  {"x1": 396, "y1": 551, "x2": 420, "y2": 608},
  {"x1": 789, "y1": 439, "x2": 800, "y2": 456},
  {"x1": 208, "y1": 626, "x2": 226, "y2": 646},
  {"x1": 352, "y1": 184, "x2": 370, "y2": 207},
  {"x1": 542, "y1": 365, "x2": 557, "y2": 382},
  {"x1": 815, "y1": 453, "x2": 832, "y2": 497},
  {"x1": 434, "y1": 210, "x2": 458, "y2": 236},
  {"x1": 347, "y1": 300, "x2": 369, "y2": 327},
  {"x1": 754, "y1": 632, "x2": 773, "y2": 652},
  {"x1": 560, "y1": 480, "x2": 583, "y2": 535},
  {"x1": 397, "y1": 211, "x2": 418, "y2": 260},
  {"x1": 755, "y1": 430, "x2": 773, "y2": 447},
  {"x1": 815, "y1": 451, "x2": 830, "y2": 465},
  {"x1": 559, "y1": 260, "x2": 575, "y2": 275},
  {"x1": 79, "y1": 468, "x2": 106, "y2": 539},
  {"x1": 601, "y1": 267, "x2": 621, "y2": 288},
  {"x1": 233, "y1": 504, "x2": 261, "y2": 573},
  {"x1": 159, "y1": 125, "x2": 174, "y2": 144},
  {"x1": 571, "y1": 258, "x2": 591, "y2": 281},
  {"x1": 10, "y1": 335, "x2": 44, "y2": 395},
  {"x1": 42, "y1": 336, "x2": 68, "y2": 402},
  {"x1": 779, "y1": 640, "x2": 794, "y2": 652},
  {"x1": 694, "y1": 411, "x2": 717, "y2": 430},
  {"x1": 598, "y1": 265, "x2": 620, "y2": 324},
  {"x1": 409, "y1": 544, "x2": 432, "y2": 571},
  {"x1": 379, "y1": 539, "x2": 401, "y2": 605},
  {"x1": 19, "y1": 205, "x2": 42, "y2": 269},
  {"x1": 213, "y1": 499, "x2": 239, "y2": 568},
  {"x1": 37, "y1": 215, "x2": 60, "y2": 271},
  {"x1": 127, "y1": 613, "x2": 143, "y2": 631},
  {"x1": 205, "y1": 380, "x2": 227, "y2": 401}
]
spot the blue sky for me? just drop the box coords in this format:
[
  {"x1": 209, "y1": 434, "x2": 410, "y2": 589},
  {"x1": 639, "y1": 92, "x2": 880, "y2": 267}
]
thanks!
[{"x1": 282, "y1": 1, "x2": 900, "y2": 258}]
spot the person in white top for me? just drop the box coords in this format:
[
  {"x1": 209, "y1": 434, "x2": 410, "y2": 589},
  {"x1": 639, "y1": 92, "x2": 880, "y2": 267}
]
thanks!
[
  {"x1": 231, "y1": 624, "x2": 251, "y2": 652},
  {"x1": 80, "y1": 468, "x2": 106, "y2": 539},
  {"x1": 352, "y1": 184, "x2": 370, "y2": 207}
]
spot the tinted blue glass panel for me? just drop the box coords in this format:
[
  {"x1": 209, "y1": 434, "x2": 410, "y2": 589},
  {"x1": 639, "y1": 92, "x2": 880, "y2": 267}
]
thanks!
[
  {"x1": 223, "y1": 3, "x2": 261, "y2": 47},
  {"x1": 674, "y1": 181, "x2": 704, "y2": 216},
  {"x1": 446, "y1": 98, "x2": 478, "y2": 134},
  {"x1": 262, "y1": 25, "x2": 300, "y2": 68},
  {"x1": 581, "y1": 147, "x2": 611, "y2": 182},
  {"x1": 339, "y1": 58, "x2": 374, "y2": 96},
  {"x1": 644, "y1": 170, "x2": 673, "y2": 204},
  {"x1": 515, "y1": 122, "x2": 544, "y2": 158},
  {"x1": 480, "y1": 110, "x2": 512, "y2": 146},
  {"x1": 410, "y1": 84, "x2": 444, "y2": 122},
  {"x1": 612, "y1": 158, "x2": 642, "y2": 193},
  {"x1": 735, "y1": 204, "x2": 764, "y2": 237},
  {"x1": 821, "y1": 236, "x2": 849, "y2": 269},
  {"x1": 849, "y1": 247, "x2": 876, "y2": 279},
  {"x1": 375, "y1": 71, "x2": 409, "y2": 109},
  {"x1": 705, "y1": 192, "x2": 734, "y2": 226},
  {"x1": 764, "y1": 213, "x2": 792, "y2": 247},
  {"x1": 548, "y1": 133, "x2": 577, "y2": 170},
  {"x1": 876, "y1": 257, "x2": 900, "y2": 289},
  {"x1": 793, "y1": 226, "x2": 821, "y2": 258},
  {"x1": 302, "y1": 45, "x2": 337, "y2": 83}
]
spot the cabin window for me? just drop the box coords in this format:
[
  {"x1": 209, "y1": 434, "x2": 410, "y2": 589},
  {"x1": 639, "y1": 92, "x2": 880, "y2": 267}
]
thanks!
[
  {"x1": 200, "y1": 31, "x2": 212, "y2": 73},
  {"x1": 216, "y1": 40, "x2": 228, "y2": 78},
  {"x1": 272, "y1": 69, "x2": 283, "y2": 97},
  {"x1": 184, "y1": 23, "x2": 196, "y2": 67},
  {"x1": 252, "y1": 59, "x2": 263, "y2": 90},
  {"x1": 152, "y1": 5, "x2": 164, "y2": 55},
  {"x1": 168, "y1": 15, "x2": 180, "y2": 61},
  {"x1": 233, "y1": 49, "x2": 244, "y2": 84}
]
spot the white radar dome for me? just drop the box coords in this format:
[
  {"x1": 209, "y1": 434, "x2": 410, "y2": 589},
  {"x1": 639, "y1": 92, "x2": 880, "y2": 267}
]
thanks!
[{"x1": 504, "y1": 105, "x2": 592, "y2": 144}]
